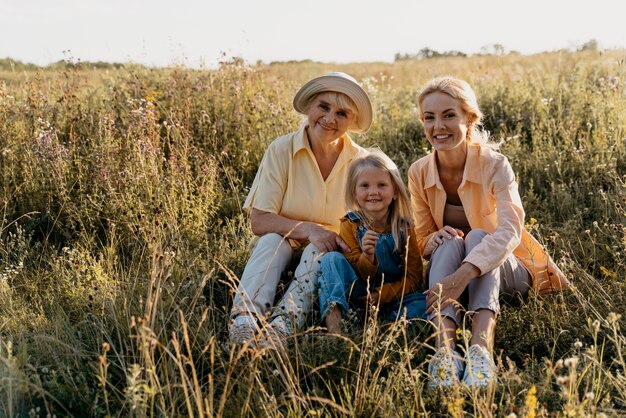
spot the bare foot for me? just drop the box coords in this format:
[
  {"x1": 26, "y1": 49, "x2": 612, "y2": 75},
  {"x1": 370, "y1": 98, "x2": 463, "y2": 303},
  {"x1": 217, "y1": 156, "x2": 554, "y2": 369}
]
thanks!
[{"x1": 325, "y1": 305, "x2": 343, "y2": 334}]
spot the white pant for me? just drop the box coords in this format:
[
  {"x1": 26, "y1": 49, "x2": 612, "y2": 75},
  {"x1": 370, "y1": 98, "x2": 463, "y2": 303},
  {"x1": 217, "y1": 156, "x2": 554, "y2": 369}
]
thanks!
[{"x1": 231, "y1": 233, "x2": 324, "y2": 328}]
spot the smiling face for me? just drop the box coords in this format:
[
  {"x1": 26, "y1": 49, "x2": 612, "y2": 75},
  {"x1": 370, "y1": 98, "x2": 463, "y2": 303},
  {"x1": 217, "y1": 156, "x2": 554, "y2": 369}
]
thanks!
[
  {"x1": 306, "y1": 92, "x2": 355, "y2": 144},
  {"x1": 420, "y1": 91, "x2": 470, "y2": 153},
  {"x1": 355, "y1": 166, "x2": 397, "y2": 223}
]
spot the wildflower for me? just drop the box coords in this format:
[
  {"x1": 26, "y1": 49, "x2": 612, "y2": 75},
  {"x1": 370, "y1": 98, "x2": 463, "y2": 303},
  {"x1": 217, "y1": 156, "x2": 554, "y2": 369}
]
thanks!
[
  {"x1": 563, "y1": 356, "x2": 578, "y2": 368},
  {"x1": 607, "y1": 312, "x2": 621, "y2": 325},
  {"x1": 607, "y1": 76, "x2": 620, "y2": 90},
  {"x1": 591, "y1": 319, "x2": 601, "y2": 332},
  {"x1": 574, "y1": 340, "x2": 583, "y2": 349},
  {"x1": 556, "y1": 376, "x2": 570, "y2": 386},
  {"x1": 541, "y1": 97, "x2": 553, "y2": 106},
  {"x1": 524, "y1": 385, "x2": 537, "y2": 418}
]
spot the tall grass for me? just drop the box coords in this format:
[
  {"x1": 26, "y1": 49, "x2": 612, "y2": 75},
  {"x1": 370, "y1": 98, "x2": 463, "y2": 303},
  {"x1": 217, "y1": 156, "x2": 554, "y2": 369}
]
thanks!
[{"x1": 0, "y1": 50, "x2": 625, "y2": 416}]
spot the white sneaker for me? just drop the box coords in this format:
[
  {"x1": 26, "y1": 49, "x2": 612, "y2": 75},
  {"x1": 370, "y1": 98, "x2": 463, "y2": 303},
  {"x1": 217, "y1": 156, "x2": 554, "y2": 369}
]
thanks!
[
  {"x1": 258, "y1": 315, "x2": 293, "y2": 350},
  {"x1": 462, "y1": 344, "x2": 495, "y2": 388},
  {"x1": 428, "y1": 347, "x2": 464, "y2": 388},
  {"x1": 228, "y1": 314, "x2": 258, "y2": 345}
]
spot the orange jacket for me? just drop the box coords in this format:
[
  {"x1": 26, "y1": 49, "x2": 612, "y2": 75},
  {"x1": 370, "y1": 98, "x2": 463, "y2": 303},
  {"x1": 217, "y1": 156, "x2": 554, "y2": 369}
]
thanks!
[{"x1": 408, "y1": 144, "x2": 568, "y2": 295}]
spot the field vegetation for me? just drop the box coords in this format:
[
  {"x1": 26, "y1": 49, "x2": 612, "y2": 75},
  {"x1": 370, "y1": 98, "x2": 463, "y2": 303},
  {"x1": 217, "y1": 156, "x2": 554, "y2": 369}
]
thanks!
[{"x1": 1, "y1": 50, "x2": 626, "y2": 416}]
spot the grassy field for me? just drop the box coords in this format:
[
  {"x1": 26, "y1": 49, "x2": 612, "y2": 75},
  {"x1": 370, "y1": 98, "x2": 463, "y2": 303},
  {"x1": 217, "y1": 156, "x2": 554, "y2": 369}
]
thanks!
[{"x1": 1, "y1": 50, "x2": 625, "y2": 416}]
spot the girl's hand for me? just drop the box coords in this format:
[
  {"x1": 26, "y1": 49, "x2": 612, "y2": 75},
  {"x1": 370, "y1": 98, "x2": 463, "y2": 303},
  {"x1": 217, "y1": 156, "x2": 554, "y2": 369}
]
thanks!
[
  {"x1": 424, "y1": 226, "x2": 464, "y2": 255},
  {"x1": 361, "y1": 229, "x2": 379, "y2": 264}
]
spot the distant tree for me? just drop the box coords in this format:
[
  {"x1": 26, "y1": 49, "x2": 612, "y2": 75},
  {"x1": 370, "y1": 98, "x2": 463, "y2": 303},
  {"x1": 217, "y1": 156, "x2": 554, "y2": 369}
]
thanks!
[
  {"x1": 479, "y1": 43, "x2": 507, "y2": 56},
  {"x1": 418, "y1": 47, "x2": 438, "y2": 59},
  {"x1": 393, "y1": 47, "x2": 467, "y2": 61},
  {"x1": 579, "y1": 39, "x2": 599, "y2": 52},
  {"x1": 0, "y1": 57, "x2": 40, "y2": 71},
  {"x1": 444, "y1": 50, "x2": 467, "y2": 57}
]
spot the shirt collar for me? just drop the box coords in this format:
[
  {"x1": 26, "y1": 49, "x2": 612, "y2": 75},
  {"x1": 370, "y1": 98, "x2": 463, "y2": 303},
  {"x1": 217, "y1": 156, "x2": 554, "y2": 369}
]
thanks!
[
  {"x1": 463, "y1": 144, "x2": 482, "y2": 184},
  {"x1": 424, "y1": 151, "x2": 438, "y2": 189},
  {"x1": 292, "y1": 122, "x2": 354, "y2": 158},
  {"x1": 423, "y1": 143, "x2": 483, "y2": 189},
  {"x1": 292, "y1": 123, "x2": 309, "y2": 156}
]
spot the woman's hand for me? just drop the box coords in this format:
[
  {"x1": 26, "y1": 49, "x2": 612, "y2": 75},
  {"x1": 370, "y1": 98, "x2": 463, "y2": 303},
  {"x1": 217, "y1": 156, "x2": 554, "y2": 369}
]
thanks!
[
  {"x1": 249, "y1": 209, "x2": 348, "y2": 253},
  {"x1": 308, "y1": 224, "x2": 349, "y2": 253},
  {"x1": 424, "y1": 226, "x2": 464, "y2": 256},
  {"x1": 424, "y1": 274, "x2": 466, "y2": 314},
  {"x1": 361, "y1": 230, "x2": 379, "y2": 264},
  {"x1": 424, "y1": 262, "x2": 480, "y2": 314}
]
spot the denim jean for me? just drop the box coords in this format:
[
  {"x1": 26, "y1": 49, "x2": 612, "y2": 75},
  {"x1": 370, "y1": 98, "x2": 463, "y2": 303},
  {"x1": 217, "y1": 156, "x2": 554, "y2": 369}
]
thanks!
[{"x1": 319, "y1": 251, "x2": 426, "y2": 322}]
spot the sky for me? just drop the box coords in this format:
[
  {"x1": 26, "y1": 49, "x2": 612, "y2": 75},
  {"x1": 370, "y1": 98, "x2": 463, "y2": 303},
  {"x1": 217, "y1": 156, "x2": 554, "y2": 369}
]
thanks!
[{"x1": 1, "y1": 0, "x2": 624, "y2": 68}]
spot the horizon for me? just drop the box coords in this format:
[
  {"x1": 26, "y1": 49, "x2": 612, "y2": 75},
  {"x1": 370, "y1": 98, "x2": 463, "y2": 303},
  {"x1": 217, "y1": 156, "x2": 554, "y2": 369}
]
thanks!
[
  {"x1": 1, "y1": 0, "x2": 625, "y2": 69},
  {"x1": 1, "y1": 42, "x2": 620, "y2": 70}
]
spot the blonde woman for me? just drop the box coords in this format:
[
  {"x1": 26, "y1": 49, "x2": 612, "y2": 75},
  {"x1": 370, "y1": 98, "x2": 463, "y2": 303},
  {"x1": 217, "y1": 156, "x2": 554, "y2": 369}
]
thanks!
[
  {"x1": 408, "y1": 76, "x2": 568, "y2": 388},
  {"x1": 229, "y1": 73, "x2": 373, "y2": 345}
]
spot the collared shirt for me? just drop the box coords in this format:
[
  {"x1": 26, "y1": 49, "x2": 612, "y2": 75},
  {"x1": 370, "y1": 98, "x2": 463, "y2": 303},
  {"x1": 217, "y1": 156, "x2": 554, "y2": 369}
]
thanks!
[
  {"x1": 408, "y1": 143, "x2": 568, "y2": 295},
  {"x1": 244, "y1": 123, "x2": 367, "y2": 234}
]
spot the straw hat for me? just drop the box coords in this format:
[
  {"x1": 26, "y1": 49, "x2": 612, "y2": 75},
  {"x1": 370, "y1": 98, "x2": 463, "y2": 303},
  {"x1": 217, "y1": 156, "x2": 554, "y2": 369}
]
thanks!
[{"x1": 293, "y1": 72, "x2": 373, "y2": 133}]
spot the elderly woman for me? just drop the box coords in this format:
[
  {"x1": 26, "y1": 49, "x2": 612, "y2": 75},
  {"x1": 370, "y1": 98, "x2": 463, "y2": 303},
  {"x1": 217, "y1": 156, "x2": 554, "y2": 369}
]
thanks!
[
  {"x1": 408, "y1": 76, "x2": 568, "y2": 388},
  {"x1": 229, "y1": 72, "x2": 373, "y2": 345}
]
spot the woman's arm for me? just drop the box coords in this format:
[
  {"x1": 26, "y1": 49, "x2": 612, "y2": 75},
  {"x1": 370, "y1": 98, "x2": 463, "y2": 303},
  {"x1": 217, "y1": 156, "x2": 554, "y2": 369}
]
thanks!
[
  {"x1": 424, "y1": 262, "x2": 480, "y2": 313},
  {"x1": 462, "y1": 156, "x2": 524, "y2": 275},
  {"x1": 250, "y1": 208, "x2": 349, "y2": 253}
]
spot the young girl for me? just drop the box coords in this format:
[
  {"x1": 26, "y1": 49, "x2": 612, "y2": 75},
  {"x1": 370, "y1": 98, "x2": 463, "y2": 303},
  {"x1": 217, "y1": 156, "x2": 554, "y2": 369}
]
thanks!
[{"x1": 318, "y1": 149, "x2": 426, "y2": 333}]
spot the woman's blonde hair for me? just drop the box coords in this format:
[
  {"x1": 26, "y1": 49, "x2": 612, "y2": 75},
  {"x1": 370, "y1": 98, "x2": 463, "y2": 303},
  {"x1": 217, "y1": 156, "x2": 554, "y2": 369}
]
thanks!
[
  {"x1": 418, "y1": 76, "x2": 493, "y2": 146},
  {"x1": 344, "y1": 149, "x2": 413, "y2": 253},
  {"x1": 303, "y1": 91, "x2": 359, "y2": 130}
]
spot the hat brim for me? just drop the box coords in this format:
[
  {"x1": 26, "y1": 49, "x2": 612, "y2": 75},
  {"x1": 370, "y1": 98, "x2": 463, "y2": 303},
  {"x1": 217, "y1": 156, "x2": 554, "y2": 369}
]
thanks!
[{"x1": 293, "y1": 74, "x2": 373, "y2": 133}]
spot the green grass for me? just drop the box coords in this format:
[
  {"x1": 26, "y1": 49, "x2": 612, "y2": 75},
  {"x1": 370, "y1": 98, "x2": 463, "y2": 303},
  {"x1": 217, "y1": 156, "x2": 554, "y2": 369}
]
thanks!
[{"x1": 0, "y1": 50, "x2": 625, "y2": 416}]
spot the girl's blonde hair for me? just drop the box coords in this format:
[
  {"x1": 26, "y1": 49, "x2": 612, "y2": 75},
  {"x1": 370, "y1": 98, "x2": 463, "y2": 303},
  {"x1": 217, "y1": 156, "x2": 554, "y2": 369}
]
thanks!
[
  {"x1": 345, "y1": 149, "x2": 413, "y2": 253},
  {"x1": 418, "y1": 76, "x2": 495, "y2": 147}
]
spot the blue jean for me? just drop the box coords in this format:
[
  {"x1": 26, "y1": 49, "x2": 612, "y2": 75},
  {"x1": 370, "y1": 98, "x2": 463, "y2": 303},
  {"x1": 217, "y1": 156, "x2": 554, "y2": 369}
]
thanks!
[{"x1": 319, "y1": 252, "x2": 426, "y2": 322}]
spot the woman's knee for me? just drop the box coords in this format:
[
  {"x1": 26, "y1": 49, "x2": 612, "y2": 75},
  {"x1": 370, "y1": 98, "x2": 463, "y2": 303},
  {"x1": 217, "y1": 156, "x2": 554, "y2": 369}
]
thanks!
[
  {"x1": 429, "y1": 235, "x2": 465, "y2": 273},
  {"x1": 465, "y1": 229, "x2": 488, "y2": 250},
  {"x1": 243, "y1": 233, "x2": 293, "y2": 275},
  {"x1": 433, "y1": 234, "x2": 464, "y2": 255},
  {"x1": 255, "y1": 233, "x2": 292, "y2": 253}
]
